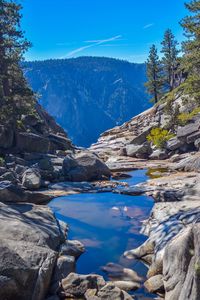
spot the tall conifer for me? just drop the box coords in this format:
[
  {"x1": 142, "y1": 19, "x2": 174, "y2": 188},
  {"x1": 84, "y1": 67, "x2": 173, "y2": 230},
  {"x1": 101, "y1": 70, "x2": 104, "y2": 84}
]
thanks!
[
  {"x1": 181, "y1": 0, "x2": 200, "y2": 102},
  {"x1": 145, "y1": 45, "x2": 163, "y2": 103},
  {"x1": 161, "y1": 29, "x2": 179, "y2": 91}
]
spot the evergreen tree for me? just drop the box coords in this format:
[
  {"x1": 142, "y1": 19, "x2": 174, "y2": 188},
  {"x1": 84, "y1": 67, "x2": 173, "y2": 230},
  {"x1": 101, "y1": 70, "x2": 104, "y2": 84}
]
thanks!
[
  {"x1": 0, "y1": 0, "x2": 35, "y2": 122},
  {"x1": 161, "y1": 29, "x2": 179, "y2": 91},
  {"x1": 181, "y1": 0, "x2": 200, "y2": 102},
  {"x1": 145, "y1": 45, "x2": 163, "y2": 103}
]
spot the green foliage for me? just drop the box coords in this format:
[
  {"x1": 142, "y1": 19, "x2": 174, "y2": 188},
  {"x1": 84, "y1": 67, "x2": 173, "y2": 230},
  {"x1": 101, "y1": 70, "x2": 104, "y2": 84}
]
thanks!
[
  {"x1": 0, "y1": 157, "x2": 5, "y2": 166},
  {"x1": 16, "y1": 120, "x2": 24, "y2": 129},
  {"x1": 161, "y1": 29, "x2": 180, "y2": 91},
  {"x1": 145, "y1": 45, "x2": 163, "y2": 103},
  {"x1": 147, "y1": 127, "x2": 175, "y2": 149},
  {"x1": 180, "y1": 0, "x2": 200, "y2": 103},
  {"x1": 178, "y1": 107, "x2": 200, "y2": 125},
  {"x1": 0, "y1": 0, "x2": 36, "y2": 123},
  {"x1": 146, "y1": 168, "x2": 168, "y2": 179}
]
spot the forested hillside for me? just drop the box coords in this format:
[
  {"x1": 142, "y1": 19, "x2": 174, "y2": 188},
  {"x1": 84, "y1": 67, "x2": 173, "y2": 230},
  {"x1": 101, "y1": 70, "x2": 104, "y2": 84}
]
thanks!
[{"x1": 23, "y1": 57, "x2": 150, "y2": 146}]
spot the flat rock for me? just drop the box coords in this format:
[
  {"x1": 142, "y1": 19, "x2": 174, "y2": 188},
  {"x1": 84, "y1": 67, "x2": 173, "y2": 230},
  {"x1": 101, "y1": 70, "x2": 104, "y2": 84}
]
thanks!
[
  {"x1": 177, "y1": 122, "x2": 200, "y2": 139},
  {"x1": 166, "y1": 137, "x2": 183, "y2": 151}
]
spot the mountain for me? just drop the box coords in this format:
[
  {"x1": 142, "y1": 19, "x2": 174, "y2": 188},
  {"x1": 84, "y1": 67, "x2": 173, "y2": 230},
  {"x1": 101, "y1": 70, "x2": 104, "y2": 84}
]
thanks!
[{"x1": 23, "y1": 56, "x2": 150, "y2": 147}]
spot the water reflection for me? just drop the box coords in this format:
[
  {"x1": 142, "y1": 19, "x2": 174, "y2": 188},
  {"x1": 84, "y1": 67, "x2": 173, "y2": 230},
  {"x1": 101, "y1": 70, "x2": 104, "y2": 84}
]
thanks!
[{"x1": 49, "y1": 170, "x2": 155, "y2": 299}]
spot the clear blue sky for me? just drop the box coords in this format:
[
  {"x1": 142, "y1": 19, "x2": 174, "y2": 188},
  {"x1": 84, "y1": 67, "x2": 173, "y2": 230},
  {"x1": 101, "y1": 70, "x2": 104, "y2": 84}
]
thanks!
[{"x1": 21, "y1": 0, "x2": 187, "y2": 63}]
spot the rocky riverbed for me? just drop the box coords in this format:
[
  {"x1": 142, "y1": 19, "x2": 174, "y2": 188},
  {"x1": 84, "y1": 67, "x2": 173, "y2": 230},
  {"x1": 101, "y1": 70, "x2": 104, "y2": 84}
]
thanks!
[
  {"x1": 2, "y1": 95, "x2": 200, "y2": 299},
  {"x1": 89, "y1": 97, "x2": 200, "y2": 300}
]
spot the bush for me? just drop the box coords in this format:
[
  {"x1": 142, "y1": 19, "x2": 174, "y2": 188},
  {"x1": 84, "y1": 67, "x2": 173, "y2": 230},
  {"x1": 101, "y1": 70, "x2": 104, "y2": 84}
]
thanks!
[
  {"x1": 16, "y1": 120, "x2": 24, "y2": 129},
  {"x1": 178, "y1": 107, "x2": 200, "y2": 125},
  {"x1": 0, "y1": 157, "x2": 5, "y2": 166},
  {"x1": 147, "y1": 127, "x2": 174, "y2": 149}
]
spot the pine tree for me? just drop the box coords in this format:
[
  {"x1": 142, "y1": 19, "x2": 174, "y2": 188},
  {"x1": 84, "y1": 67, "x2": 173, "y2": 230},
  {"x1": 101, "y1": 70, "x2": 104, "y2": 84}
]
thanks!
[
  {"x1": 161, "y1": 29, "x2": 179, "y2": 91},
  {"x1": 181, "y1": 0, "x2": 200, "y2": 103},
  {"x1": 0, "y1": 0, "x2": 35, "y2": 122},
  {"x1": 145, "y1": 45, "x2": 163, "y2": 103}
]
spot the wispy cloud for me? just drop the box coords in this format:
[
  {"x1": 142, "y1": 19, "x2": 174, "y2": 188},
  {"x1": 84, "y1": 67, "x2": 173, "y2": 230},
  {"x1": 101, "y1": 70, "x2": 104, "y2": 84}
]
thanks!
[
  {"x1": 143, "y1": 23, "x2": 154, "y2": 29},
  {"x1": 61, "y1": 35, "x2": 122, "y2": 58}
]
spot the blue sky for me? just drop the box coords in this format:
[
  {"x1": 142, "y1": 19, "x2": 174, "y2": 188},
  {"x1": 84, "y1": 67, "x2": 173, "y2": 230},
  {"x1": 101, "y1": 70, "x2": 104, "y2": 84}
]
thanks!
[{"x1": 21, "y1": 0, "x2": 187, "y2": 63}]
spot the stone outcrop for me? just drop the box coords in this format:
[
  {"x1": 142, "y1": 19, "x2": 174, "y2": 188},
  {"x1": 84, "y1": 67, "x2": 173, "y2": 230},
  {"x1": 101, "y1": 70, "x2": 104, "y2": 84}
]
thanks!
[
  {"x1": 0, "y1": 202, "x2": 66, "y2": 300},
  {"x1": 163, "y1": 224, "x2": 200, "y2": 300},
  {"x1": 90, "y1": 97, "x2": 200, "y2": 300},
  {"x1": 90, "y1": 97, "x2": 200, "y2": 164}
]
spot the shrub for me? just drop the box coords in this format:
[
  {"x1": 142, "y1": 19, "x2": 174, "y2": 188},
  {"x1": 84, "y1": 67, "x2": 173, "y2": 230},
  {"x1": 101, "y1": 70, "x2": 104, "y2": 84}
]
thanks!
[
  {"x1": 147, "y1": 127, "x2": 174, "y2": 149},
  {"x1": 0, "y1": 157, "x2": 5, "y2": 166},
  {"x1": 16, "y1": 120, "x2": 24, "y2": 129},
  {"x1": 178, "y1": 107, "x2": 200, "y2": 125}
]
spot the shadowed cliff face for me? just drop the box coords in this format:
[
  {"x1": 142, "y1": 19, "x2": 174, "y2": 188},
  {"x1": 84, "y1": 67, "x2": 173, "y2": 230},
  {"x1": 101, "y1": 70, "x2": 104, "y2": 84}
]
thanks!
[{"x1": 23, "y1": 56, "x2": 150, "y2": 147}]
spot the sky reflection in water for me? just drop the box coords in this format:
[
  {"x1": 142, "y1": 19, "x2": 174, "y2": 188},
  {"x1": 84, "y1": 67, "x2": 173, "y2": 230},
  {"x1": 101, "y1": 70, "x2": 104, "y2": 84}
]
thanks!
[{"x1": 49, "y1": 170, "x2": 154, "y2": 299}]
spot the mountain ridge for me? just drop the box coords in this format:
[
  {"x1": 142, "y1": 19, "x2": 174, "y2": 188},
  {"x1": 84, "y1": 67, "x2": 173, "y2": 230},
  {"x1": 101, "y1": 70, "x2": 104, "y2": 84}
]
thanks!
[{"x1": 23, "y1": 56, "x2": 150, "y2": 147}]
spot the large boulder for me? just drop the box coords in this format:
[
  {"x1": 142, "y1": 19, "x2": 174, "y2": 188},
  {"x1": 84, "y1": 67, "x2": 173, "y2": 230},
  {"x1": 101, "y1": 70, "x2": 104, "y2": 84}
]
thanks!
[
  {"x1": 22, "y1": 168, "x2": 41, "y2": 190},
  {"x1": 166, "y1": 138, "x2": 184, "y2": 151},
  {"x1": 130, "y1": 126, "x2": 152, "y2": 145},
  {"x1": 126, "y1": 143, "x2": 151, "y2": 158},
  {"x1": 17, "y1": 132, "x2": 50, "y2": 153},
  {"x1": 0, "y1": 124, "x2": 14, "y2": 149},
  {"x1": 63, "y1": 153, "x2": 111, "y2": 182},
  {"x1": 0, "y1": 202, "x2": 65, "y2": 300}
]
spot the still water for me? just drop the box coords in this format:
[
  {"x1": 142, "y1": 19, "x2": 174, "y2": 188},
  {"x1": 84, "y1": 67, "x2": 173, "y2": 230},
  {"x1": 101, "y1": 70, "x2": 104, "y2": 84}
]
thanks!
[{"x1": 49, "y1": 170, "x2": 155, "y2": 299}]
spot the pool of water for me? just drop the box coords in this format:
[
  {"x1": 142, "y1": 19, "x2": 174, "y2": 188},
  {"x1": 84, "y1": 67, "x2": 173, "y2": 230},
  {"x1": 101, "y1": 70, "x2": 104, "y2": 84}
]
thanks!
[{"x1": 49, "y1": 170, "x2": 155, "y2": 299}]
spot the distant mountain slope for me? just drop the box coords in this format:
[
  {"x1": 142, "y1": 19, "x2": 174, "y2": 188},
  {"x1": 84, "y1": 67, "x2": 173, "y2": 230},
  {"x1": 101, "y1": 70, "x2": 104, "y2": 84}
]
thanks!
[{"x1": 23, "y1": 56, "x2": 150, "y2": 146}]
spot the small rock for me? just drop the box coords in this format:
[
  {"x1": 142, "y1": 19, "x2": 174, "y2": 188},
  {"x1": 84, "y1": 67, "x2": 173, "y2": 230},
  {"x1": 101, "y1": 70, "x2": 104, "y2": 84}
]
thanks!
[
  {"x1": 149, "y1": 149, "x2": 168, "y2": 160},
  {"x1": 144, "y1": 274, "x2": 164, "y2": 294},
  {"x1": 60, "y1": 240, "x2": 85, "y2": 258},
  {"x1": 97, "y1": 283, "x2": 133, "y2": 300},
  {"x1": 61, "y1": 273, "x2": 106, "y2": 298},
  {"x1": 107, "y1": 280, "x2": 140, "y2": 291}
]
